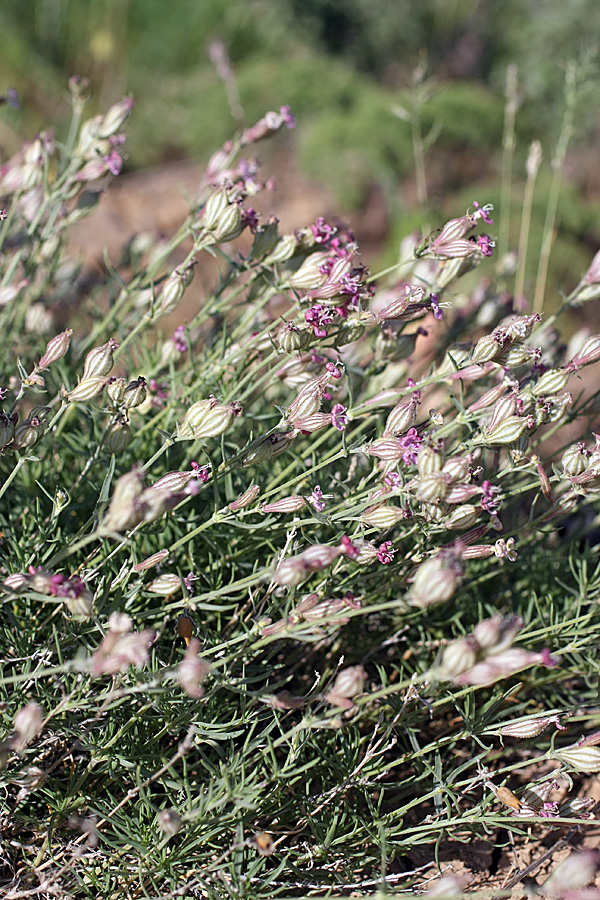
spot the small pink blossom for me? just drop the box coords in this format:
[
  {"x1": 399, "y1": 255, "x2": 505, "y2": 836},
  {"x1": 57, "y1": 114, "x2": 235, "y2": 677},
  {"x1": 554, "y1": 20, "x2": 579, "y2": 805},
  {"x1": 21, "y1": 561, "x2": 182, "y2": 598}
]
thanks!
[
  {"x1": 376, "y1": 541, "x2": 396, "y2": 564},
  {"x1": 309, "y1": 485, "x2": 326, "y2": 511},
  {"x1": 331, "y1": 403, "x2": 349, "y2": 431}
]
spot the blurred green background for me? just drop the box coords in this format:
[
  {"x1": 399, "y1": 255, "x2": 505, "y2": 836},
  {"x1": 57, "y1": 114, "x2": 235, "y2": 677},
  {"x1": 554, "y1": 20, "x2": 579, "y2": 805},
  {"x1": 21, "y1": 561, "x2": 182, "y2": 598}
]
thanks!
[{"x1": 1, "y1": 0, "x2": 600, "y2": 286}]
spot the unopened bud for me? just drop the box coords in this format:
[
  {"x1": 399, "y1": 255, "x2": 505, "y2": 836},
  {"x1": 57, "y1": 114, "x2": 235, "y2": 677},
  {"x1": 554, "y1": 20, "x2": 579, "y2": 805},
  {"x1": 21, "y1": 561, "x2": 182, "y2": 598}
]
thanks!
[
  {"x1": 495, "y1": 342, "x2": 534, "y2": 368},
  {"x1": 177, "y1": 397, "x2": 238, "y2": 440},
  {"x1": 489, "y1": 393, "x2": 517, "y2": 430},
  {"x1": 416, "y1": 473, "x2": 449, "y2": 503},
  {"x1": 100, "y1": 467, "x2": 145, "y2": 532},
  {"x1": 471, "y1": 334, "x2": 503, "y2": 365},
  {"x1": 159, "y1": 264, "x2": 195, "y2": 316},
  {"x1": 562, "y1": 442, "x2": 589, "y2": 477},
  {"x1": 531, "y1": 368, "x2": 569, "y2": 397},
  {"x1": 229, "y1": 484, "x2": 260, "y2": 511},
  {"x1": 211, "y1": 202, "x2": 243, "y2": 243},
  {"x1": 330, "y1": 666, "x2": 366, "y2": 699},
  {"x1": 383, "y1": 396, "x2": 419, "y2": 436},
  {"x1": 105, "y1": 419, "x2": 132, "y2": 455},
  {"x1": 445, "y1": 504, "x2": 479, "y2": 530},
  {"x1": 38, "y1": 328, "x2": 73, "y2": 370},
  {"x1": 408, "y1": 552, "x2": 462, "y2": 607},
  {"x1": 133, "y1": 550, "x2": 170, "y2": 572},
  {"x1": 553, "y1": 745, "x2": 600, "y2": 773},
  {"x1": 361, "y1": 505, "x2": 404, "y2": 530},
  {"x1": 82, "y1": 338, "x2": 118, "y2": 379},
  {"x1": 287, "y1": 252, "x2": 330, "y2": 291},
  {"x1": 467, "y1": 383, "x2": 508, "y2": 412},
  {"x1": 278, "y1": 322, "x2": 311, "y2": 352},
  {"x1": 417, "y1": 445, "x2": 444, "y2": 476},
  {"x1": 242, "y1": 431, "x2": 295, "y2": 466},
  {"x1": 158, "y1": 809, "x2": 183, "y2": 837},
  {"x1": 570, "y1": 334, "x2": 600, "y2": 367},
  {"x1": 65, "y1": 376, "x2": 107, "y2": 403},
  {"x1": 483, "y1": 415, "x2": 529, "y2": 446},
  {"x1": 496, "y1": 715, "x2": 563, "y2": 739},
  {"x1": 122, "y1": 377, "x2": 147, "y2": 410},
  {"x1": 106, "y1": 376, "x2": 127, "y2": 406},
  {"x1": 439, "y1": 638, "x2": 477, "y2": 678},
  {"x1": 98, "y1": 97, "x2": 134, "y2": 138},
  {"x1": 147, "y1": 573, "x2": 182, "y2": 595},
  {"x1": 262, "y1": 496, "x2": 306, "y2": 513},
  {"x1": 292, "y1": 413, "x2": 331, "y2": 433},
  {"x1": 367, "y1": 438, "x2": 404, "y2": 461}
]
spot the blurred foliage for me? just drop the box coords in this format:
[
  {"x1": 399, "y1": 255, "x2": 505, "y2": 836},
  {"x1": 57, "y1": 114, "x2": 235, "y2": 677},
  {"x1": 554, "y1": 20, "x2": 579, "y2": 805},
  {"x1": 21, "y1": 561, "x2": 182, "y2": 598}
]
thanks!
[{"x1": 1, "y1": 0, "x2": 599, "y2": 300}]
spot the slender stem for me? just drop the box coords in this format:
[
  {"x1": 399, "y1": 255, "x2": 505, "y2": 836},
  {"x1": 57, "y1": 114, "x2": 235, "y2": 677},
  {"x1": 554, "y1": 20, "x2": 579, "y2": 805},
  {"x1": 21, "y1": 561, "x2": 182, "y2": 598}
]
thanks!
[
  {"x1": 514, "y1": 141, "x2": 542, "y2": 307},
  {"x1": 499, "y1": 64, "x2": 518, "y2": 259},
  {"x1": 533, "y1": 63, "x2": 577, "y2": 316}
]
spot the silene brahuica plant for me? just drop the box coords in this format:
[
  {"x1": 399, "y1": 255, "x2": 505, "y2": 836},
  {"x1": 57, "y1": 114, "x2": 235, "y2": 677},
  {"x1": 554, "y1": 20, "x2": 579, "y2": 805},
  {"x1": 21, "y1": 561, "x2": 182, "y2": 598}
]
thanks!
[{"x1": 3, "y1": 75, "x2": 600, "y2": 898}]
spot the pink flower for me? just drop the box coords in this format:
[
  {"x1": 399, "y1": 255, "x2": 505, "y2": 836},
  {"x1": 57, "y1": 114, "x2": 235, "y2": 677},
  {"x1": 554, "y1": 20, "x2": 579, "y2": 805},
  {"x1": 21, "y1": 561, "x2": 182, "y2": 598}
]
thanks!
[
  {"x1": 376, "y1": 541, "x2": 396, "y2": 564},
  {"x1": 331, "y1": 403, "x2": 349, "y2": 431}
]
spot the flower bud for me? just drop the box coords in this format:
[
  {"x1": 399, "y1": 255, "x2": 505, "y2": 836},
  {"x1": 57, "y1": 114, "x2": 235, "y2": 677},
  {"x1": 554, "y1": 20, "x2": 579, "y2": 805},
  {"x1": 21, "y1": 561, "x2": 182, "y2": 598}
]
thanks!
[
  {"x1": 416, "y1": 473, "x2": 449, "y2": 503},
  {"x1": 98, "y1": 97, "x2": 134, "y2": 138},
  {"x1": 122, "y1": 377, "x2": 147, "y2": 410},
  {"x1": 287, "y1": 252, "x2": 330, "y2": 291},
  {"x1": 408, "y1": 552, "x2": 462, "y2": 607},
  {"x1": 473, "y1": 614, "x2": 521, "y2": 653},
  {"x1": 147, "y1": 573, "x2": 182, "y2": 595},
  {"x1": 292, "y1": 413, "x2": 331, "y2": 433},
  {"x1": 417, "y1": 445, "x2": 444, "y2": 476},
  {"x1": 278, "y1": 322, "x2": 311, "y2": 352},
  {"x1": 495, "y1": 342, "x2": 534, "y2": 368},
  {"x1": 329, "y1": 666, "x2": 366, "y2": 699},
  {"x1": 65, "y1": 589, "x2": 94, "y2": 618},
  {"x1": 553, "y1": 745, "x2": 600, "y2": 773},
  {"x1": 229, "y1": 484, "x2": 260, "y2": 511},
  {"x1": 177, "y1": 397, "x2": 238, "y2": 440},
  {"x1": 106, "y1": 376, "x2": 127, "y2": 406},
  {"x1": 531, "y1": 368, "x2": 569, "y2": 397},
  {"x1": 488, "y1": 393, "x2": 517, "y2": 430},
  {"x1": 562, "y1": 442, "x2": 589, "y2": 477},
  {"x1": 351, "y1": 539, "x2": 380, "y2": 565},
  {"x1": 496, "y1": 715, "x2": 562, "y2": 739},
  {"x1": 263, "y1": 233, "x2": 299, "y2": 265},
  {"x1": 483, "y1": 415, "x2": 529, "y2": 446},
  {"x1": 202, "y1": 188, "x2": 230, "y2": 230},
  {"x1": 105, "y1": 420, "x2": 132, "y2": 455},
  {"x1": 12, "y1": 418, "x2": 43, "y2": 450},
  {"x1": 159, "y1": 264, "x2": 195, "y2": 316},
  {"x1": 133, "y1": 550, "x2": 170, "y2": 572},
  {"x1": 470, "y1": 334, "x2": 502, "y2": 365},
  {"x1": 158, "y1": 810, "x2": 183, "y2": 837},
  {"x1": 383, "y1": 396, "x2": 419, "y2": 436},
  {"x1": 445, "y1": 504, "x2": 479, "y2": 530},
  {"x1": 361, "y1": 505, "x2": 404, "y2": 530},
  {"x1": 211, "y1": 202, "x2": 243, "y2": 243},
  {"x1": 467, "y1": 383, "x2": 508, "y2": 412},
  {"x1": 38, "y1": 329, "x2": 73, "y2": 370},
  {"x1": 64, "y1": 376, "x2": 107, "y2": 403},
  {"x1": 262, "y1": 496, "x2": 306, "y2": 513},
  {"x1": 439, "y1": 638, "x2": 478, "y2": 678},
  {"x1": 82, "y1": 339, "x2": 118, "y2": 379},
  {"x1": 100, "y1": 467, "x2": 146, "y2": 532},
  {"x1": 570, "y1": 334, "x2": 600, "y2": 367},
  {"x1": 367, "y1": 438, "x2": 405, "y2": 461},
  {"x1": 242, "y1": 431, "x2": 295, "y2": 466}
]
